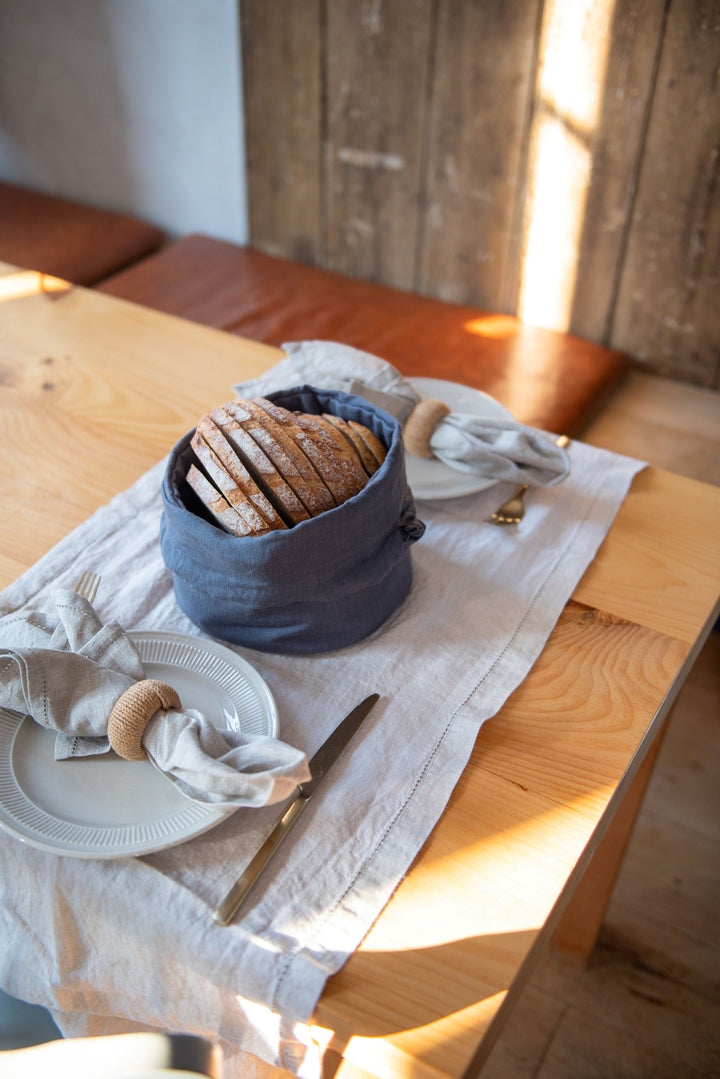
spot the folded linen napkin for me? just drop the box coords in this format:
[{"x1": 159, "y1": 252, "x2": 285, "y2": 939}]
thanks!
[
  {"x1": 0, "y1": 589, "x2": 310, "y2": 807},
  {"x1": 232, "y1": 339, "x2": 570, "y2": 487}
]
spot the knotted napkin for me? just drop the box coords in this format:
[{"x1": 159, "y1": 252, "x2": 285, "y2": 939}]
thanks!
[
  {"x1": 0, "y1": 589, "x2": 309, "y2": 807},
  {"x1": 233, "y1": 339, "x2": 570, "y2": 487}
]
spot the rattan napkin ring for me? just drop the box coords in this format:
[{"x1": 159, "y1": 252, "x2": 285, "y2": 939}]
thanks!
[
  {"x1": 403, "y1": 398, "x2": 451, "y2": 458},
  {"x1": 107, "y1": 679, "x2": 181, "y2": 761}
]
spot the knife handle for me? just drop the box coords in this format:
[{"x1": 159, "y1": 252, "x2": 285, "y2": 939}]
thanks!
[{"x1": 212, "y1": 794, "x2": 309, "y2": 926}]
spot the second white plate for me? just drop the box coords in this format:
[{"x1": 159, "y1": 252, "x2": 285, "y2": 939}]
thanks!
[
  {"x1": 0, "y1": 632, "x2": 277, "y2": 859},
  {"x1": 405, "y1": 377, "x2": 514, "y2": 500}
]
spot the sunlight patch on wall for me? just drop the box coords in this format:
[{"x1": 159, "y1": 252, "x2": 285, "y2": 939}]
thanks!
[{"x1": 518, "y1": 0, "x2": 617, "y2": 333}]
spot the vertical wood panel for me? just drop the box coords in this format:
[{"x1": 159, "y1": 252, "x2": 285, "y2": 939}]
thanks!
[
  {"x1": 511, "y1": 0, "x2": 645, "y2": 337},
  {"x1": 241, "y1": 0, "x2": 323, "y2": 263},
  {"x1": 241, "y1": 0, "x2": 720, "y2": 387},
  {"x1": 418, "y1": 0, "x2": 541, "y2": 311},
  {"x1": 610, "y1": 0, "x2": 720, "y2": 388},
  {"x1": 324, "y1": 0, "x2": 434, "y2": 288},
  {"x1": 568, "y1": 0, "x2": 667, "y2": 342}
]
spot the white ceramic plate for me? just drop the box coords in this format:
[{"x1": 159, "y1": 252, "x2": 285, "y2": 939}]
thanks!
[
  {"x1": 0, "y1": 632, "x2": 277, "y2": 859},
  {"x1": 405, "y1": 377, "x2": 514, "y2": 500}
]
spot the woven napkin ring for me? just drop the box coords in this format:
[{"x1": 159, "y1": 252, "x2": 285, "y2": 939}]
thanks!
[
  {"x1": 107, "y1": 679, "x2": 181, "y2": 761},
  {"x1": 403, "y1": 398, "x2": 451, "y2": 458}
]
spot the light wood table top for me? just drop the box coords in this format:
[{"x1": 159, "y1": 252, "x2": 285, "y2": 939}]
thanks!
[{"x1": 2, "y1": 263, "x2": 719, "y2": 1078}]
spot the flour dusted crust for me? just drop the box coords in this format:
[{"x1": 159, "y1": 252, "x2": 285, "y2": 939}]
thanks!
[
  {"x1": 253, "y1": 398, "x2": 363, "y2": 505},
  {"x1": 289, "y1": 413, "x2": 369, "y2": 498},
  {"x1": 228, "y1": 399, "x2": 336, "y2": 516},
  {"x1": 185, "y1": 397, "x2": 388, "y2": 535},
  {"x1": 192, "y1": 420, "x2": 287, "y2": 530},
  {"x1": 322, "y1": 413, "x2": 380, "y2": 476},
  {"x1": 349, "y1": 420, "x2": 387, "y2": 469},
  {"x1": 209, "y1": 405, "x2": 310, "y2": 526}
]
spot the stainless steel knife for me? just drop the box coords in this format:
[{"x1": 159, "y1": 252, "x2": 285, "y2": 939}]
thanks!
[{"x1": 212, "y1": 692, "x2": 380, "y2": 926}]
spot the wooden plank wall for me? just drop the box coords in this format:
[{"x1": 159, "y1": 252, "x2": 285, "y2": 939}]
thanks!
[{"x1": 241, "y1": 0, "x2": 720, "y2": 388}]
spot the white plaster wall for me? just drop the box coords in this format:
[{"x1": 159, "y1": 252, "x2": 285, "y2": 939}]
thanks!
[{"x1": 0, "y1": 0, "x2": 248, "y2": 243}]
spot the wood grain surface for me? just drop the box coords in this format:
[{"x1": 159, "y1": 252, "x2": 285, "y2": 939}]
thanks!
[
  {"x1": 417, "y1": 0, "x2": 541, "y2": 310},
  {"x1": 0, "y1": 265, "x2": 277, "y2": 585},
  {"x1": 1, "y1": 265, "x2": 718, "y2": 1078},
  {"x1": 324, "y1": 0, "x2": 434, "y2": 287}
]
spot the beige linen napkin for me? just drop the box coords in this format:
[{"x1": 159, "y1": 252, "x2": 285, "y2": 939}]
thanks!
[
  {"x1": 0, "y1": 589, "x2": 309, "y2": 807},
  {"x1": 233, "y1": 339, "x2": 570, "y2": 487}
]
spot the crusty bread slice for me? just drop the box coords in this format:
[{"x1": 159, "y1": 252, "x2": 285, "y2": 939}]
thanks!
[
  {"x1": 229, "y1": 399, "x2": 336, "y2": 516},
  {"x1": 209, "y1": 405, "x2": 310, "y2": 526},
  {"x1": 349, "y1": 420, "x2": 388, "y2": 469},
  {"x1": 232, "y1": 493, "x2": 275, "y2": 535},
  {"x1": 322, "y1": 413, "x2": 378, "y2": 475},
  {"x1": 252, "y1": 397, "x2": 367, "y2": 507},
  {"x1": 186, "y1": 465, "x2": 258, "y2": 536},
  {"x1": 192, "y1": 422, "x2": 287, "y2": 531},
  {"x1": 288, "y1": 412, "x2": 368, "y2": 502},
  {"x1": 186, "y1": 398, "x2": 385, "y2": 535}
]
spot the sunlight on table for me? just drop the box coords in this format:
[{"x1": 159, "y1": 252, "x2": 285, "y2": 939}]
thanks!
[
  {"x1": 0, "y1": 269, "x2": 70, "y2": 302},
  {"x1": 361, "y1": 782, "x2": 616, "y2": 951},
  {"x1": 463, "y1": 314, "x2": 519, "y2": 339},
  {"x1": 336, "y1": 993, "x2": 506, "y2": 1078}
]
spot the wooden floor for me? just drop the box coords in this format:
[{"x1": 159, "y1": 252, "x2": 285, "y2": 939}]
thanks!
[{"x1": 481, "y1": 371, "x2": 720, "y2": 1079}]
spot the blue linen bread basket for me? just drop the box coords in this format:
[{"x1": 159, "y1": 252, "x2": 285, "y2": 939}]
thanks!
[{"x1": 160, "y1": 386, "x2": 425, "y2": 654}]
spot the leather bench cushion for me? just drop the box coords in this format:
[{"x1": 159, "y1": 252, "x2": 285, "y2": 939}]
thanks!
[
  {"x1": 0, "y1": 182, "x2": 164, "y2": 286},
  {"x1": 98, "y1": 234, "x2": 629, "y2": 435}
]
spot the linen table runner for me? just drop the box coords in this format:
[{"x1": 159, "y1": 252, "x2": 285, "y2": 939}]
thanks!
[{"x1": 0, "y1": 440, "x2": 644, "y2": 1077}]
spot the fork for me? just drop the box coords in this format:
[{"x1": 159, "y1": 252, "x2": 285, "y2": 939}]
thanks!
[
  {"x1": 74, "y1": 570, "x2": 101, "y2": 604},
  {"x1": 489, "y1": 435, "x2": 570, "y2": 526}
]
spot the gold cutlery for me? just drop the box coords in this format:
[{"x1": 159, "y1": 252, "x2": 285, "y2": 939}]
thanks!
[
  {"x1": 213, "y1": 693, "x2": 380, "y2": 926},
  {"x1": 74, "y1": 570, "x2": 101, "y2": 603},
  {"x1": 489, "y1": 435, "x2": 570, "y2": 526}
]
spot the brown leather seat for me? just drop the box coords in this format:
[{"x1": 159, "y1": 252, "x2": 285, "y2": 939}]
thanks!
[
  {"x1": 98, "y1": 234, "x2": 629, "y2": 435},
  {"x1": 0, "y1": 181, "x2": 164, "y2": 286}
]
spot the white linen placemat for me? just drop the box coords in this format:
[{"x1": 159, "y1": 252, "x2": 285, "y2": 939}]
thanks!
[{"x1": 0, "y1": 440, "x2": 644, "y2": 1077}]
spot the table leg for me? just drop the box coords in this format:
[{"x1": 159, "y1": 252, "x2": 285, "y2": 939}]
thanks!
[{"x1": 552, "y1": 715, "x2": 669, "y2": 961}]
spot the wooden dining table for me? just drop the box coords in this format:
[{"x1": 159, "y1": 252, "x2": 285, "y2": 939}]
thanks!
[{"x1": 1, "y1": 262, "x2": 719, "y2": 1079}]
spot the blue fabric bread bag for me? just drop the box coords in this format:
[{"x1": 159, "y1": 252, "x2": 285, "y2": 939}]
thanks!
[{"x1": 160, "y1": 386, "x2": 425, "y2": 654}]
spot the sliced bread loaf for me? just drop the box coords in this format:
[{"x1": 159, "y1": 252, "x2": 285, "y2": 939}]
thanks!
[{"x1": 184, "y1": 396, "x2": 388, "y2": 537}]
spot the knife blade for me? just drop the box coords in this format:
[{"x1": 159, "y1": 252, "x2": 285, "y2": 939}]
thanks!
[{"x1": 212, "y1": 692, "x2": 380, "y2": 926}]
